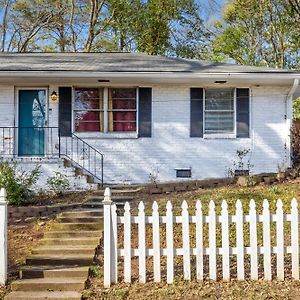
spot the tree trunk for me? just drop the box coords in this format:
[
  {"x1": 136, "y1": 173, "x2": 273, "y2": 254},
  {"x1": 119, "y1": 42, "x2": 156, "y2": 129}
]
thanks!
[{"x1": 1, "y1": 0, "x2": 10, "y2": 52}]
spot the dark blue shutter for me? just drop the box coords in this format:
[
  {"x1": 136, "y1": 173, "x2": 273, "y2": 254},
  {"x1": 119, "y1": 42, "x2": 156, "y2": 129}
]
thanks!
[
  {"x1": 59, "y1": 87, "x2": 72, "y2": 137},
  {"x1": 190, "y1": 88, "x2": 203, "y2": 137},
  {"x1": 236, "y1": 88, "x2": 250, "y2": 138},
  {"x1": 138, "y1": 88, "x2": 152, "y2": 137}
]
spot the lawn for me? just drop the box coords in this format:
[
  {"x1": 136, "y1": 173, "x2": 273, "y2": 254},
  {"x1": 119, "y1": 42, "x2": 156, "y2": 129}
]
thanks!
[{"x1": 85, "y1": 179, "x2": 300, "y2": 299}]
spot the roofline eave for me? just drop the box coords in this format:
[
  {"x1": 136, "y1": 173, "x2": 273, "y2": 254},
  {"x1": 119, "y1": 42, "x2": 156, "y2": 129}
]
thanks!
[{"x1": 0, "y1": 71, "x2": 299, "y2": 80}]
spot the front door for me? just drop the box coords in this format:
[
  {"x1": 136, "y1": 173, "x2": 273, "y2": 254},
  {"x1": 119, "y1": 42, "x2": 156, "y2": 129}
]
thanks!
[{"x1": 18, "y1": 89, "x2": 47, "y2": 156}]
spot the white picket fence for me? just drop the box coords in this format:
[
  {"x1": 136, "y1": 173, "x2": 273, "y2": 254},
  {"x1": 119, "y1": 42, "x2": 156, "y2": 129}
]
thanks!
[{"x1": 102, "y1": 187, "x2": 300, "y2": 287}]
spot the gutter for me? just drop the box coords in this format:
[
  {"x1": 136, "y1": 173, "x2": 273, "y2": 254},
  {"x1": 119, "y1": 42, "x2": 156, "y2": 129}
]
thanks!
[{"x1": 286, "y1": 78, "x2": 299, "y2": 167}]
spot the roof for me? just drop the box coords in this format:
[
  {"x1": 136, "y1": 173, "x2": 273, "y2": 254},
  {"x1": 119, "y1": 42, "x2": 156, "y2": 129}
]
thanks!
[{"x1": 0, "y1": 52, "x2": 297, "y2": 74}]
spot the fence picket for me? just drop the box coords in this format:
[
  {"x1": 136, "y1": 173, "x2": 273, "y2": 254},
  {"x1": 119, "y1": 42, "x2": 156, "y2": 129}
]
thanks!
[
  {"x1": 249, "y1": 199, "x2": 258, "y2": 280},
  {"x1": 291, "y1": 198, "x2": 299, "y2": 280},
  {"x1": 263, "y1": 199, "x2": 271, "y2": 280},
  {"x1": 209, "y1": 200, "x2": 217, "y2": 280},
  {"x1": 124, "y1": 202, "x2": 131, "y2": 283},
  {"x1": 166, "y1": 201, "x2": 174, "y2": 284},
  {"x1": 111, "y1": 203, "x2": 118, "y2": 283},
  {"x1": 103, "y1": 187, "x2": 112, "y2": 288},
  {"x1": 138, "y1": 202, "x2": 146, "y2": 283},
  {"x1": 195, "y1": 201, "x2": 203, "y2": 280},
  {"x1": 182, "y1": 200, "x2": 191, "y2": 280},
  {"x1": 0, "y1": 189, "x2": 7, "y2": 286},
  {"x1": 276, "y1": 199, "x2": 284, "y2": 280},
  {"x1": 236, "y1": 200, "x2": 245, "y2": 280},
  {"x1": 152, "y1": 201, "x2": 161, "y2": 282},
  {"x1": 221, "y1": 200, "x2": 230, "y2": 280}
]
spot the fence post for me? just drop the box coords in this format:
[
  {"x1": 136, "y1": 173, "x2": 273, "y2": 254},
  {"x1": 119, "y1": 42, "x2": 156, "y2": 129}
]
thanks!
[
  {"x1": 103, "y1": 187, "x2": 113, "y2": 288},
  {"x1": 0, "y1": 188, "x2": 8, "y2": 286}
]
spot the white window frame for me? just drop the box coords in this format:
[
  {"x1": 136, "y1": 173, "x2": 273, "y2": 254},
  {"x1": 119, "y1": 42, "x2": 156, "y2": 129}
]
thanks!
[
  {"x1": 203, "y1": 88, "x2": 236, "y2": 139},
  {"x1": 72, "y1": 86, "x2": 139, "y2": 139}
]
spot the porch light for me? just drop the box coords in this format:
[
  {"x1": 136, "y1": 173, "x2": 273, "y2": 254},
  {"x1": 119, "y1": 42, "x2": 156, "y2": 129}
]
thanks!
[{"x1": 51, "y1": 91, "x2": 58, "y2": 101}]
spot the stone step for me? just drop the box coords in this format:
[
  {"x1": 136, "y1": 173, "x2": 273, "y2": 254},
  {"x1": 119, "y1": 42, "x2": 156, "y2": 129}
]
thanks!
[
  {"x1": 32, "y1": 246, "x2": 96, "y2": 256},
  {"x1": 26, "y1": 255, "x2": 93, "y2": 266},
  {"x1": 99, "y1": 184, "x2": 141, "y2": 190},
  {"x1": 57, "y1": 216, "x2": 103, "y2": 223},
  {"x1": 20, "y1": 266, "x2": 89, "y2": 279},
  {"x1": 94, "y1": 188, "x2": 141, "y2": 196},
  {"x1": 44, "y1": 230, "x2": 102, "y2": 239},
  {"x1": 11, "y1": 278, "x2": 86, "y2": 292},
  {"x1": 40, "y1": 237, "x2": 100, "y2": 246},
  {"x1": 85, "y1": 196, "x2": 133, "y2": 203},
  {"x1": 60, "y1": 210, "x2": 102, "y2": 217},
  {"x1": 51, "y1": 222, "x2": 103, "y2": 231},
  {"x1": 82, "y1": 202, "x2": 126, "y2": 209},
  {"x1": 5, "y1": 291, "x2": 82, "y2": 300}
]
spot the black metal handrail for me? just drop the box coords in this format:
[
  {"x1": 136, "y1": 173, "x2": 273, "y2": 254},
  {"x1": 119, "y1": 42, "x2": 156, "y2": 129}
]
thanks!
[
  {"x1": 58, "y1": 133, "x2": 104, "y2": 186},
  {"x1": 0, "y1": 127, "x2": 104, "y2": 186},
  {"x1": 0, "y1": 126, "x2": 60, "y2": 157}
]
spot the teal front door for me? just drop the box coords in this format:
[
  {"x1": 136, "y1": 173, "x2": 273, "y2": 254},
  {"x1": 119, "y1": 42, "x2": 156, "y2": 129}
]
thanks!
[{"x1": 18, "y1": 89, "x2": 46, "y2": 156}]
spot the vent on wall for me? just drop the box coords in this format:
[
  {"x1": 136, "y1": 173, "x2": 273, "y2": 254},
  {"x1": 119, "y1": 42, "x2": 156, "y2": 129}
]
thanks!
[{"x1": 176, "y1": 168, "x2": 192, "y2": 178}]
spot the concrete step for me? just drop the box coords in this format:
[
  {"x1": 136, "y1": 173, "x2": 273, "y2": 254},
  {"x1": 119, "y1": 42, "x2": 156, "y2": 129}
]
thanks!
[
  {"x1": 11, "y1": 278, "x2": 86, "y2": 292},
  {"x1": 26, "y1": 255, "x2": 93, "y2": 266},
  {"x1": 20, "y1": 266, "x2": 89, "y2": 279},
  {"x1": 99, "y1": 184, "x2": 141, "y2": 190},
  {"x1": 60, "y1": 210, "x2": 102, "y2": 217},
  {"x1": 94, "y1": 188, "x2": 141, "y2": 196},
  {"x1": 5, "y1": 291, "x2": 82, "y2": 300},
  {"x1": 82, "y1": 202, "x2": 126, "y2": 209},
  {"x1": 57, "y1": 216, "x2": 103, "y2": 223},
  {"x1": 40, "y1": 237, "x2": 100, "y2": 246},
  {"x1": 51, "y1": 222, "x2": 103, "y2": 231},
  {"x1": 44, "y1": 230, "x2": 102, "y2": 239},
  {"x1": 32, "y1": 247, "x2": 96, "y2": 256},
  {"x1": 86, "y1": 195, "x2": 133, "y2": 202}
]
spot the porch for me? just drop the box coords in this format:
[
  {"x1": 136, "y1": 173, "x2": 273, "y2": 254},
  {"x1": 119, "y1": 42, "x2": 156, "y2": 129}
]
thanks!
[{"x1": 0, "y1": 126, "x2": 104, "y2": 185}]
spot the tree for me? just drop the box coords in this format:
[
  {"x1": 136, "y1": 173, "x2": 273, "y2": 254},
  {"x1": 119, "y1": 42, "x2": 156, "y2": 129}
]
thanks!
[{"x1": 211, "y1": 0, "x2": 300, "y2": 69}]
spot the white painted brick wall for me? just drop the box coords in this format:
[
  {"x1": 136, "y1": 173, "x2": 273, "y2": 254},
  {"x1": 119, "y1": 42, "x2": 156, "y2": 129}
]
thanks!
[{"x1": 0, "y1": 84, "x2": 291, "y2": 187}]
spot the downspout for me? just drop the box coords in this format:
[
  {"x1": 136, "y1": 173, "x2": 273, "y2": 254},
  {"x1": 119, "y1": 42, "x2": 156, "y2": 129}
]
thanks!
[{"x1": 286, "y1": 78, "x2": 299, "y2": 168}]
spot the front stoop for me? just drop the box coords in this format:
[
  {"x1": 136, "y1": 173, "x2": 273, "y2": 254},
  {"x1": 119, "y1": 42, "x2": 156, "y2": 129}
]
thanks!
[{"x1": 5, "y1": 209, "x2": 103, "y2": 300}]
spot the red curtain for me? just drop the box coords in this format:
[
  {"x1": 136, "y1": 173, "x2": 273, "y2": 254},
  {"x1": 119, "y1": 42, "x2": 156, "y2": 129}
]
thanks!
[{"x1": 113, "y1": 97, "x2": 136, "y2": 132}]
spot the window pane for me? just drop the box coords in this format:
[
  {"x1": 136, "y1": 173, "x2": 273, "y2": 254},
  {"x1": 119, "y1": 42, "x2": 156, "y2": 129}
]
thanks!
[
  {"x1": 74, "y1": 88, "x2": 103, "y2": 110},
  {"x1": 112, "y1": 99, "x2": 136, "y2": 109},
  {"x1": 113, "y1": 122, "x2": 136, "y2": 132},
  {"x1": 205, "y1": 89, "x2": 234, "y2": 111},
  {"x1": 111, "y1": 88, "x2": 136, "y2": 99},
  {"x1": 112, "y1": 112, "x2": 136, "y2": 132},
  {"x1": 74, "y1": 110, "x2": 103, "y2": 132},
  {"x1": 205, "y1": 112, "x2": 234, "y2": 133},
  {"x1": 108, "y1": 88, "x2": 137, "y2": 132}
]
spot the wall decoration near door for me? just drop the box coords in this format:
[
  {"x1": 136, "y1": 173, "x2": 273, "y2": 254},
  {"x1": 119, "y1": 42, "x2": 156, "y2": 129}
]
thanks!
[{"x1": 18, "y1": 89, "x2": 46, "y2": 156}]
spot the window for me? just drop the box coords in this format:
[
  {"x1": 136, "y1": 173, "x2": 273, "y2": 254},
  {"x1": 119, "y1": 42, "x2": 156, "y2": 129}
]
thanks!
[
  {"x1": 108, "y1": 88, "x2": 137, "y2": 132},
  {"x1": 204, "y1": 89, "x2": 234, "y2": 134},
  {"x1": 74, "y1": 87, "x2": 137, "y2": 133},
  {"x1": 74, "y1": 88, "x2": 104, "y2": 132}
]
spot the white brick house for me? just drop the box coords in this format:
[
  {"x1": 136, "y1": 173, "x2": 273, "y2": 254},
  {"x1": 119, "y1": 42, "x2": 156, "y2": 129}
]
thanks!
[{"x1": 0, "y1": 53, "x2": 299, "y2": 189}]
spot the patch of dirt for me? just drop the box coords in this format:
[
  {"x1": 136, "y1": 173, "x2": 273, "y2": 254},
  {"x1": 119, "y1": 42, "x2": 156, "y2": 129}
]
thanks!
[{"x1": 0, "y1": 219, "x2": 56, "y2": 299}]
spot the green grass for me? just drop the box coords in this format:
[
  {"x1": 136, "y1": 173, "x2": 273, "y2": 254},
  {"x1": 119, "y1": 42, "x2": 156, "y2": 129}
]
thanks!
[{"x1": 139, "y1": 181, "x2": 300, "y2": 215}]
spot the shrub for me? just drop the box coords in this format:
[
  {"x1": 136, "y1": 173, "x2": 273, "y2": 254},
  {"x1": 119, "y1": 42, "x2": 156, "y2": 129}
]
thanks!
[
  {"x1": 0, "y1": 161, "x2": 41, "y2": 205},
  {"x1": 47, "y1": 172, "x2": 70, "y2": 194}
]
